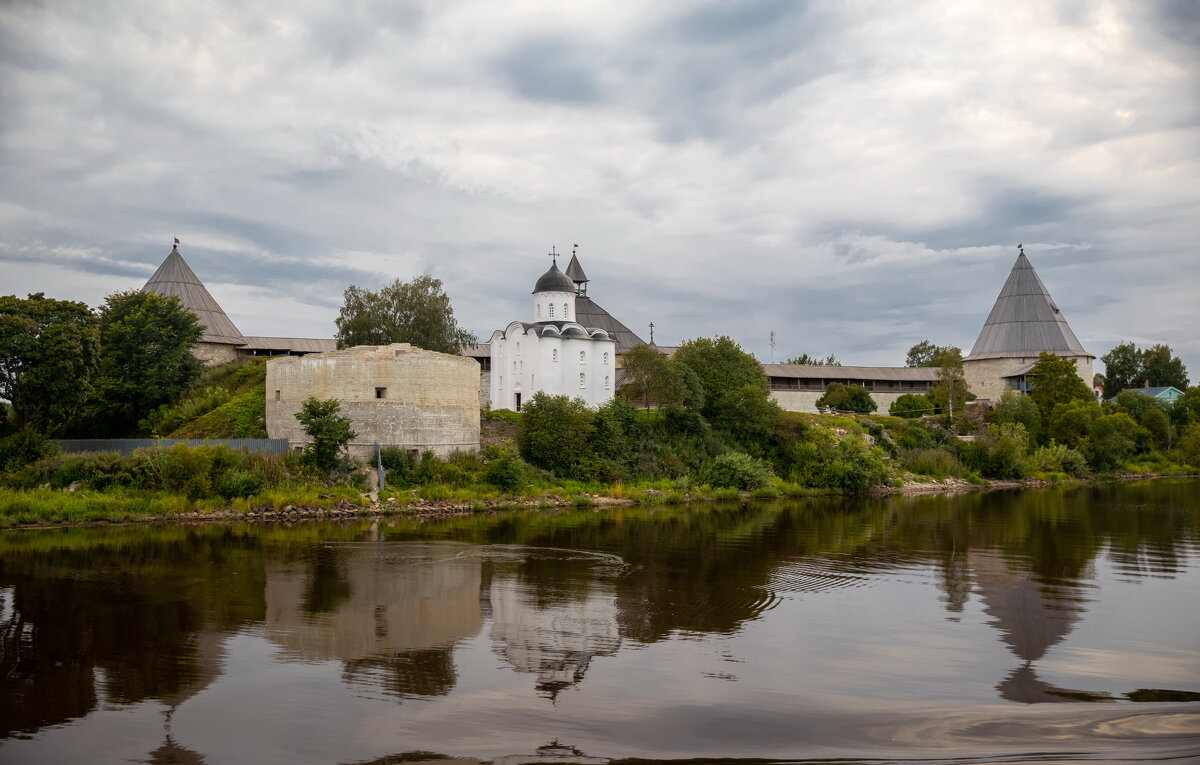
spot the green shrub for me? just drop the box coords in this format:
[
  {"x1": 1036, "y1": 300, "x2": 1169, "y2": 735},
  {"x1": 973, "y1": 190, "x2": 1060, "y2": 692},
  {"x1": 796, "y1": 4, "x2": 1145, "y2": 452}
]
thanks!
[
  {"x1": 1085, "y1": 413, "x2": 1148, "y2": 471},
  {"x1": 1027, "y1": 441, "x2": 1088, "y2": 477},
  {"x1": 960, "y1": 423, "x2": 1029, "y2": 479},
  {"x1": 0, "y1": 431, "x2": 58, "y2": 471},
  {"x1": 380, "y1": 447, "x2": 418, "y2": 487},
  {"x1": 900, "y1": 447, "x2": 962, "y2": 479},
  {"x1": 889, "y1": 394, "x2": 934, "y2": 419},
  {"x1": 484, "y1": 445, "x2": 535, "y2": 492},
  {"x1": 214, "y1": 469, "x2": 264, "y2": 500},
  {"x1": 159, "y1": 443, "x2": 214, "y2": 493},
  {"x1": 702, "y1": 451, "x2": 776, "y2": 490}
]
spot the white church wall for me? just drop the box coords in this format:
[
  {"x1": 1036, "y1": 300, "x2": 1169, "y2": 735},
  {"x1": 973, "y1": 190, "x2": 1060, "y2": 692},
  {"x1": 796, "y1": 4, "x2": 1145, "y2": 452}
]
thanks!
[{"x1": 533, "y1": 290, "x2": 576, "y2": 323}]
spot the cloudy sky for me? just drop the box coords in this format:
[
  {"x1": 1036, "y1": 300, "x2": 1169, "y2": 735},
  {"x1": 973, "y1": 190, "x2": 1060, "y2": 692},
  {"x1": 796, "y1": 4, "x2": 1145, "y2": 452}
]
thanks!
[{"x1": 2, "y1": 1, "x2": 1197, "y2": 377}]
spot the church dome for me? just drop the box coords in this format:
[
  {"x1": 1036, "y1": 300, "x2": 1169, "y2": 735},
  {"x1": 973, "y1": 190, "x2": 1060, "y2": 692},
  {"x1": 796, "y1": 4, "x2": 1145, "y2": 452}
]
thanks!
[{"x1": 532, "y1": 262, "x2": 576, "y2": 294}]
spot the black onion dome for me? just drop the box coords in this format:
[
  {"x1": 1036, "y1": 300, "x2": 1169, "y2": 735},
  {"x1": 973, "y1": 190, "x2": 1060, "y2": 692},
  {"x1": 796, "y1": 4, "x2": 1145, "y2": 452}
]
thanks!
[{"x1": 533, "y1": 262, "x2": 577, "y2": 294}]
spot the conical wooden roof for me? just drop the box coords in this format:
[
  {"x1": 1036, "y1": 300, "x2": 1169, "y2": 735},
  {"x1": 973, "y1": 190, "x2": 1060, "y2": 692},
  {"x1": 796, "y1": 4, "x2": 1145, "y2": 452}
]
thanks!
[
  {"x1": 565, "y1": 253, "x2": 588, "y2": 284},
  {"x1": 143, "y1": 247, "x2": 246, "y2": 345},
  {"x1": 965, "y1": 252, "x2": 1091, "y2": 361}
]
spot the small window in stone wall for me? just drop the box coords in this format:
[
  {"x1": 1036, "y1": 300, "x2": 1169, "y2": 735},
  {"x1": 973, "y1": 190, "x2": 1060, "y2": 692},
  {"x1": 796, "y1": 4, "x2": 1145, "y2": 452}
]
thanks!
[
  {"x1": 537, "y1": 305, "x2": 542, "y2": 319},
  {"x1": 603, "y1": 352, "x2": 609, "y2": 364},
  {"x1": 552, "y1": 349, "x2": 558, "y2": 362},
  {"x1": 275, "y1": 390, "x2": 281, "y2": 401},
  {"x1": 563, "y1": 303, "x2": 568, "y2": 317},
  {"x1": 580, "y1": 372, "x2": 586, "y2": 388},
  {"x1": 579, "y1": 351, "x2": 586, "y2": 363},
  {"x1": 375, "y1": 387, "x2": 387, "y2": 399},
  {"x1": 604, "y1": 375, "x2": 609, "y2": 389},
  {"x1": 549, "y1": 304, "x2": 555, "y2": 318}
]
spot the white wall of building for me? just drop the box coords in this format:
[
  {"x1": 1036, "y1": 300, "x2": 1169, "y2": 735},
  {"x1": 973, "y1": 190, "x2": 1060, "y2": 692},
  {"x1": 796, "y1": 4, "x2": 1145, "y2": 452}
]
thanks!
[
  {"x1": 490, "y1": 322, "x2": 616, "y2": 411},
  {"x1": 533, "y1": 290, "x2": 576, "y2": 323}
]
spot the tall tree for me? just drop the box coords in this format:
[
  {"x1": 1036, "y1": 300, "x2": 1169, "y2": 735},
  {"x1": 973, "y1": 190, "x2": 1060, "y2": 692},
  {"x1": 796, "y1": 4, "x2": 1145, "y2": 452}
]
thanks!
[
  {"x1": 906, "y1": 340, "x2": 961, "y2": 368},
  {"x1": 1138, "y1": 344, "x2": 1189, "y2": 390},
  {"x1": 673, "y1": 336, "x2": 768, "y2": 419},
  {"x1": 1100, "y1": 341, "x2": 1143, "y2": 395},
  {"x1": 0, "y1": 293, "x2": 99, "y2": 432},
  {"x1": 334, "y1": 275, "x2": 475, "y2": 354},
  {"x1": 619, "y1": 344, "x2": 700, "y2": 413},
  {"x1": 81, "y1": 291, "x2": 204, "y2": 437},
  {"x1": 1028, "y1": 352, "x2": 1093, "y2": 419},
  {"x1": 928, "y1": 347, "x2": 969, "y2": 420},
  {"x1": 785, "y1": 353, "x2": 841, "y2": 366}
]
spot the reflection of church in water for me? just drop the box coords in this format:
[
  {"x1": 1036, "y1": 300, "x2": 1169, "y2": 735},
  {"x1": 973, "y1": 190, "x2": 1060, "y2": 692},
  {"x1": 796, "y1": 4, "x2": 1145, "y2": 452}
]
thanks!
[{"x1": 260, "y1": 541, "x2": 620, "y2": 700}]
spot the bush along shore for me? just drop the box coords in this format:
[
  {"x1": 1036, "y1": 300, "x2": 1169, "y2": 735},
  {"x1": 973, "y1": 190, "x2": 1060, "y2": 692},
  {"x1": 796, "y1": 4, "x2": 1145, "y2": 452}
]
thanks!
[{"x1": 2, "y1": 390, "x2": 1198, "y2": 528}]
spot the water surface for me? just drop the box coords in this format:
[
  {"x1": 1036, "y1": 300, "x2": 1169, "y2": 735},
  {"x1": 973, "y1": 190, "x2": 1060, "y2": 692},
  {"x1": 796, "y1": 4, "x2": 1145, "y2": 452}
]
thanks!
[{"x1": 2, "y1": 481, "x2": 1199, "y2": 763}]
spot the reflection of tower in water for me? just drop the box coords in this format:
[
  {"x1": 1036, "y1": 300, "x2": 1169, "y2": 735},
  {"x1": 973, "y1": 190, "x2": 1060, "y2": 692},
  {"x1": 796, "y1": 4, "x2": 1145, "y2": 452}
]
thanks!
[
  {"x1": 970, "y1": 551, "x2": 1091, "y2": 703},
  {"x1": 488, "y1": 575, "x2": 621, "y2": 700},
  {"x1": 262, "y1": 542, "x2": 484, "y2": 700}
]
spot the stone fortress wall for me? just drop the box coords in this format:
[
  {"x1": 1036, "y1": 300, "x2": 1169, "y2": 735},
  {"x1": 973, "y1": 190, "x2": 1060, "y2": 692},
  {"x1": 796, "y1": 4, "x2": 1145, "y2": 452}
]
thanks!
[{"x1": 266, "y1": 343, "x2": 480, "y2": 457}]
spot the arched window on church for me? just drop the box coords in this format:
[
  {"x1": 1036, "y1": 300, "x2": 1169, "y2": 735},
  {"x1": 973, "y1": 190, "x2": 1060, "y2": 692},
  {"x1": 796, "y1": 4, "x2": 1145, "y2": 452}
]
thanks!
[
  {"x1": 603, "y1": 352, "x2": 609, "y2": 364},
  {"x1": 552, "y1": 349, "x2": 558, "y2": 362},
  {"x1": 563, "y1": 302, "x2": 568, "y2": 318},
  {"x1": 579, "y1": 372, "x2": 586, "y2": 388},
  {"x1": 513, "y1": 361, "x2": 517, "y2": 373},
  {"x1": 604, "y1": 375, "x2": 610, "y2": 390},
  {"x1": 537, "y1": 305, "x2": 542, "y2": 319},
  {"x1": 549, "y1": 304, "x2": 555, "y2": 318},
  {"x1": 579, "y1": 351, "x2": 586, "y2": 363}
]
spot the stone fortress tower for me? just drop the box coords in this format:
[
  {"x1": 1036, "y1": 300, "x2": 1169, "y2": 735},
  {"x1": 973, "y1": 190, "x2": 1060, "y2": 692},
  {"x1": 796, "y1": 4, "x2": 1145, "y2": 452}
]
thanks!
[{"x1": 963, "y1": 247, "x2": 1094, "y2": 402}]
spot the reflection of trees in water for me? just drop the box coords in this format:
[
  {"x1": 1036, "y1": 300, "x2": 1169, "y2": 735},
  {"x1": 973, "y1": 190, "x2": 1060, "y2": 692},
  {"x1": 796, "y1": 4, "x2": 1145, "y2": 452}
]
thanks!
[
  {"x1": 1, "y1": 481, "x2": 1197, "y2": 743},
  {"x1": 0, "y1": 526, "x2": 265, "y2": 738}
]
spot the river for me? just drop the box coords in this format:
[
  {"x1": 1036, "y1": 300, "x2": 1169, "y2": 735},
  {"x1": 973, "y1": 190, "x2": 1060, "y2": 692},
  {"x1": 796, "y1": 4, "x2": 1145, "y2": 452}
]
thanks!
[{"x1": 1, "y1": 480, "x2": 1198, "y2": 763}]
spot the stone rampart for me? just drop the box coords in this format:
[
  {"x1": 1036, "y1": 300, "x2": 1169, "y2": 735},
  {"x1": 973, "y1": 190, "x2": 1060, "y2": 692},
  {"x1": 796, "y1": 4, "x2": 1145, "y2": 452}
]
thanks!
[{"x1": 266, "y1": 343, "x2": 480, "y2": 457}]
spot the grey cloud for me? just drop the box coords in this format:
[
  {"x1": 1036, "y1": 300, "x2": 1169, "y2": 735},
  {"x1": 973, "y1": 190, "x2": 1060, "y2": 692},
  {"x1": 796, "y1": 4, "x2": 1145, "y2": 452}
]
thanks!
[{"x1": 495, "y1": 38, "x2": 604, "y2": 104}]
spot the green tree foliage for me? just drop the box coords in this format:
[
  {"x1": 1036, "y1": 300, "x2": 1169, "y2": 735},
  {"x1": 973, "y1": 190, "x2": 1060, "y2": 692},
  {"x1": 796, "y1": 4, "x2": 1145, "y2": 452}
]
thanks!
[
  {"x1": 785, "y1": 353, "x2": 840, "y2": 366},
  {"x1": 334, "y1": 275, "x2": 475, "y2": 354},
  {"x1": 0, "y1": 293, "x2": 100, "y2": 433},
  {"x1": 1101, "y1": 341, "x2": 1189, "y2": 394},
  {"x1": 889, "y1": 393, "x2": 934, "y2": 418},
  {"x1": 816, "y1": 382, "x2": 876, "y2": 414},
  {"x1": 1171, "y1": 387, "x2": 1200, "y2": 427},
  {"x1": 619, "y1": 344, "x2": 702, "y2": 413},
  {"x1": 790, "y1": 429, "x2": 888, "y2": 491},
  {"x1": 1100, "y1": 341, "x2": 1141, "y2": 395},
  {"x1": 82, "y1": 291, "x2": 204, "y2": 437},
  {"x1": 517, "y1": 393, "x2": 595, "y2": 478},
  {"x1": 993, "y1": 390, "x2": 1041, "y2": 439},
  {"x1": 1084, "y1": 413, "x2": 1147, "y2": 471},
  {"x1": 928, "y1": 347, "x2": 969, "y2": 420},
  {"x1": 295, "y1": 398, "x2": 357, "y2": 473},
  {"x1": 1028, "y1": 352, "x2": 1092, "y2": 420},
  {"x1": 1138, "y1": 406, "x2": 1171, "y2": 452},
  {"x1": 960, "y1": 423, "x2": 1029, "y2": 479},
  {"x1": 1047, "y1": 400, "x2": 1100, "y2": 449},
  {"x1": 1113, "y1": 389, "x2": 1162, "y2": 421},
  {"x1": 906, "y1": 340, "x2": 961, "y2": 368},
  {"x1": 674, "y1": 336, "x2": 769, "y2": 419},
  {"x1": 710, "y1": 383, "x2": 782, "y2": 445},
  {"x1": 1139, "y1": 344, "x2": 1189, "y2": 391}
]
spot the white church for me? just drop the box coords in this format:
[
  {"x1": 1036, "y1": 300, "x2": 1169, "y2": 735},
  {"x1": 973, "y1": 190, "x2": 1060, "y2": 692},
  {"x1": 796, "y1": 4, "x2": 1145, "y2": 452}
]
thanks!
[{"x1": 488, "y1": 254, "x2": 618, "y2": 411}]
